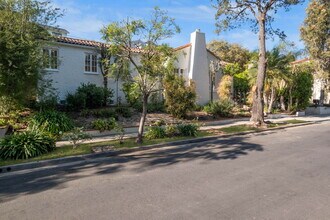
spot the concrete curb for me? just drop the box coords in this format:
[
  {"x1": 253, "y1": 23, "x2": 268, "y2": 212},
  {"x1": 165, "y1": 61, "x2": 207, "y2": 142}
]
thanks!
[{"x1": 0, "y1": 121, "x2": 320, "y2": 175}]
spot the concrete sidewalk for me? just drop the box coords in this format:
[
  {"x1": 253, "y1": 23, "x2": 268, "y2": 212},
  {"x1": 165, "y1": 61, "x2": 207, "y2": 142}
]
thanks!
[{"x1": 56, "y1": 114, "x2": 330, "y2": 147}]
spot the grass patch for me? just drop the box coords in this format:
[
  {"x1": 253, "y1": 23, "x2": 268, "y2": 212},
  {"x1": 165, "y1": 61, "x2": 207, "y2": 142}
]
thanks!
[
  {"x1": 218, "y1": 125, "x2": 260, "y2": 134},
  {"x1": 0, "y1": 131, "x2": 210, "y2": 167},
  {"x1": 282, "y1": 119, "x2": 307, "y2": 124},
  {"x1": 267, "y1": 119, "x2": 308, "y2": 128}
]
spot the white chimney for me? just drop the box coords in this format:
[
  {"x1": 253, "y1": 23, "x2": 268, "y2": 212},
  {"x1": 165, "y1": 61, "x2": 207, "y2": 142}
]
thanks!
[{"x1": 188, "y1": 29, "x2": 210, "y2": 105}]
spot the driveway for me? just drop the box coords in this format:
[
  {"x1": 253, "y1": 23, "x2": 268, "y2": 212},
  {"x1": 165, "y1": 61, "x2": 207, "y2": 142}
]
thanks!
[{"x1": 1, "y1": 121, "x2": 330, "y2": 219}]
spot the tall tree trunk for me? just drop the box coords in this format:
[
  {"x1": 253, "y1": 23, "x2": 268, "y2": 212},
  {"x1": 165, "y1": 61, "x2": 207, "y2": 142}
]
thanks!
[
  {"x1": 280, "y1": 95, "x2": 286, "y2": 111},
  {"x1": 267, "y1": 85, "x2": 276, "y2": 114},
  {"x1": 251, "y1": 13, "x2": 266, "y2": 126},
  {"x1": 136, "y1": 94, "x2": 148, "y2": 144}
]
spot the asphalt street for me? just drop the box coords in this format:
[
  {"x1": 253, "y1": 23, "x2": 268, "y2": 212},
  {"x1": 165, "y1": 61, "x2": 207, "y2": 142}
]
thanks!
[{"x1": 0, "y1": 121, "x2": 330, "y2": 220}]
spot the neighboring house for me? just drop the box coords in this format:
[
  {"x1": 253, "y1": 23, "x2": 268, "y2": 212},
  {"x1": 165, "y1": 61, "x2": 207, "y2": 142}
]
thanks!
[
  {"x1": 291, "y1": 58, "x2": 330, "y2": 105},
  {"x1": 44, "y1": 28, "x2": 223, "y2": 105}
]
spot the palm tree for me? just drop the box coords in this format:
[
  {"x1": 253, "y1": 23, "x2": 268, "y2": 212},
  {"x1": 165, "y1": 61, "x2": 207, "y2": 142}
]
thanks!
[{"x1": 264, "y1": 46, "x2": 295, "y2": 113}]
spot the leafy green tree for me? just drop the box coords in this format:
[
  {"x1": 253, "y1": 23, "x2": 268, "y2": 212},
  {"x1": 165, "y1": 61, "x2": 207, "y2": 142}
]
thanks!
[
  {"x1": 291, "y1": 63, "x2": 313, "y2": 110},
  {"x1": 163, "y1": 72, "x2": 196, "y2": 119},
  {"x1": 101, "y1": 7, "x2": 180, "y2": 143},
  {"x1": 233, "y1": 70, "x2": 250, "y2": 104},
  {"x1": 214, "y1": 0, "x2": 304, "y2": 126},
  {"x1": 0, "y1": 0, "x2": 61, "y2": 112},
  {"x1": 223, "y1": 63, "x2": 242, "y2": 76},
  {"x1": 207, "y1": 40, "x2": 250, "y2": 70},
  {"x1": 300, "y1": 0, "x2": 330, "y2": 80}
]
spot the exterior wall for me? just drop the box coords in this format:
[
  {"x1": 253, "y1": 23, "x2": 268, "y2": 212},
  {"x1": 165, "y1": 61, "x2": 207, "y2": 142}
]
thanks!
[
  {"x1": 312, "y1": 77, "x2": 330, "y2": 105},
  {"x1": 312, "y1": 78, "x2": 322, "y2": 100},
  {"x1": 174, "y1": 46, "x2": 191, "y2": 81},
  {"x1": 45, "y1": 43, "x2": 127, "y2": 103}
]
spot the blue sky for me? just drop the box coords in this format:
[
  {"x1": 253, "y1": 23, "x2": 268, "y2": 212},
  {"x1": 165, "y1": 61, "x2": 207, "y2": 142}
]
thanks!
[{"x1": 52, "y1": 0, "x2": 309, "y2": 51}]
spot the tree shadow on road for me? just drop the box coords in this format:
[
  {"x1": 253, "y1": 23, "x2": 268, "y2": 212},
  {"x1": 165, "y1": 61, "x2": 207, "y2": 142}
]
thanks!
[
  {"x1": 127, "y1": 136, "x2": 263, "y2": 171},
  {"x1": 0, "y1": 136, "x2": 263, "y2": 202}
]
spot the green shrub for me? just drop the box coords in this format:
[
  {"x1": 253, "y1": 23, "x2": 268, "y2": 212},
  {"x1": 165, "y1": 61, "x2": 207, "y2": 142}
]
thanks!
[
  {"x1": 132, "y1": 101, "x2": 165, "y2": 113},
  {"x1": 0, "y1": 118, "x2": 7, "y2": 127},
  {"x1": 66, "y1": 92, "x2": 86, "y2": 111},
  {"x1": 0, "y1": 131, "x2": 55, "y2": 160},
  {"x1": 163, "y1": 73, "x2": 196, "y2": 118},
  {"x1": 177, "y1": 123, "x2": 199, "y2": 137},
  {"x1": 77, "y1": 83, "x2": 108, "y2": 108},
  {"x1": 94, "y1": 109, "x2": 118, "y2": 119},
  {"x1": 152, "y1": 119, "x2": 166, "y2": 127},
  {"x1": 145, "y1": 126, "x2": 166, "y2": 139},
  {"x1": 148, "y1": 101, "x2": 165, "y2": 113},
  {"x1": 203, "y1": 100, "x2": 234, "y2": 117},
  {"x1": 35, "y1": 96, "x2": 58, "y2": 111},
  {"x1": 80, "y1": 109, "x2": 118, "y2": 119},
  {"x1": 79, "y1": 109, "x2": 91, "y2": 117},
  {"x1": 92, "y1": 118, "x2": 117, "y2": 132},
  {"x1": 122, "y1": 82, "x2": 141, "y2": 107},
  {"x1": 165, "y1": 124, "x2": 179, "y2": 137},
  {"x1": 194, "y1": 104, "x2": 204, "y2": 111},
  {"x1": 115, "y1": 107, "x2": 132, "y2": 118},
  {"x1": 29, "y1": 110, "x2": 74, "y2": 137},
  {"x1": 66, "y1": 83, "x2": 114, "y2": 110},
  {"x1": 63, "y1": 127, "x2": 92, "y2": 149}
]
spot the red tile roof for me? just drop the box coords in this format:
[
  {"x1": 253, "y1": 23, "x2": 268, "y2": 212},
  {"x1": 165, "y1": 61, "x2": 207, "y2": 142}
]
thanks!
[
  {"x1": 56, "y1": 36, "x2": 105, "y2": 47},
  {"x1": 174, "y1": 43, "x2": 192, "y2": 51},
  {"x1": 56, "y1": 36, "x2": 147, "y2": 53},
  {"x1": 290, "y1": 58, "x2": 310, "y2": 65}
]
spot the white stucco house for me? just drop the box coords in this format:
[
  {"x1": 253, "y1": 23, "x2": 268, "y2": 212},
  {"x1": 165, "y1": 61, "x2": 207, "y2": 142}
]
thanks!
[
  {"x1": 291, "y1": 58, "x2": 330, "y2": 105},
  {"x1": 43, "y1": 27, "x2": 223, "y2": 105}
]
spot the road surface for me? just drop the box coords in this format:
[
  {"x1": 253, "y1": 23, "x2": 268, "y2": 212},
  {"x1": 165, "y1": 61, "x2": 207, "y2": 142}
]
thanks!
[{"x1": 1, "y1": 121, "x2": 330, "y2": 219}]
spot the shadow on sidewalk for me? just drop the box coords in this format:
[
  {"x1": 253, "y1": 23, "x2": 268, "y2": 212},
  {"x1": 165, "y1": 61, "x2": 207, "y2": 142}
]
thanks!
[{"x1": 0, "y1": 136, "x2": 263, "y2": 202}]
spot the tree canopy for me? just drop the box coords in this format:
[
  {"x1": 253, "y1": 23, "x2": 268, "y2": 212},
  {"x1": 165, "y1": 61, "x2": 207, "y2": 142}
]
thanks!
[
  {"x1": 0, "y1": 0, "x2": 61, "y2": 112},
  {"x1": 101, "y1": 7, "x2": 180, "y2": 143},
  {"x1": 207, "y1": 40, "x2": 250, "y2": 70},
  {"x1": 300, "y1": 0, "x2": 330, "y2": 80}
]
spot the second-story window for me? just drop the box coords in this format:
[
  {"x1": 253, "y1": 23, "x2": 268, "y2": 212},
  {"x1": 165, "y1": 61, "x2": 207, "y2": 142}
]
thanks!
[
  {"x1": 43, "y1": 48, "x2": 58, "y2": 70},
  {"x1": 85, "y1": 54, "x2": 97, "y2": 73}
]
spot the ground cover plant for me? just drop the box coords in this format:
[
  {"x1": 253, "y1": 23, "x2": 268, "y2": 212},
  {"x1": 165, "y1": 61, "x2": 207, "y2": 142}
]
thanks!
[
  {"x1": 92, "y1": 118, "x2": 118, "y2": 132},
  {"x1": 29, "y1": 110, "x2": 74, "y2": 137},
  {"x1": 0, "y1": 130, "x2": 55, "y2": 160},
  {"x1": 203, "y1": 100, "x2": 234, "y2": 117}
]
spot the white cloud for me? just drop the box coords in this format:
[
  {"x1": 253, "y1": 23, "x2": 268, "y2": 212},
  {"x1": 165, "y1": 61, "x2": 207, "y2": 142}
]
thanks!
[
  {"x1": 165, "y1": 5, "x2": 216, "y2": 23},
  {"x1": 58, "y1": 16, "x2": 105, "y2": 40}
]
